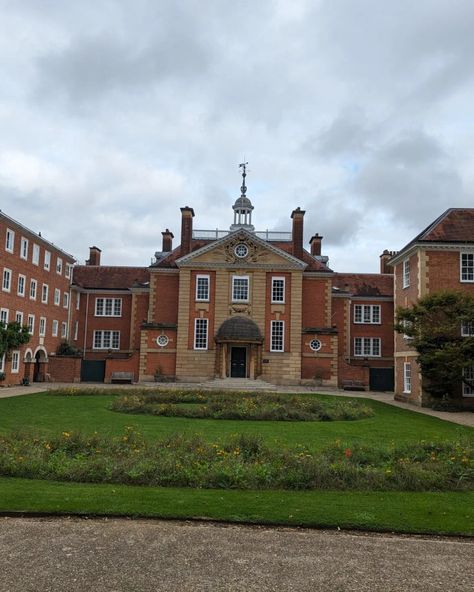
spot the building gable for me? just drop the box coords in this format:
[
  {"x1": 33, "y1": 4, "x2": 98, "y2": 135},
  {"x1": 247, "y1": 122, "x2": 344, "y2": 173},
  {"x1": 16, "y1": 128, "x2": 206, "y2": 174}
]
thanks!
[{"x1": 176, "y1": 229, "x2": 307, "y2": 270}]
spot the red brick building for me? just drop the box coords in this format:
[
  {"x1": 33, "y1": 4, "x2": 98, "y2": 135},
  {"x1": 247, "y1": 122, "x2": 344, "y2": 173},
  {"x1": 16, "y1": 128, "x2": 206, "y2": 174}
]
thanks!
[
  {"x1": 390, "y1": 208, "x2": 474, "y2": 407},
  {"x1": 0, "y1": 211, "x2": 75, "y2": 384},
  {"x1": 67, "y1": 178, "x2": 393, "y2": 389}
]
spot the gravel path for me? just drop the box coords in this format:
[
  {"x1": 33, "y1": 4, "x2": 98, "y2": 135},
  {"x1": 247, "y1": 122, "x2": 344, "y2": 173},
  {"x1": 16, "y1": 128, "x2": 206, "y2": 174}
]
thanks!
[{"x1": 0, "y1": 517, "x2": 472, "y2": 592}]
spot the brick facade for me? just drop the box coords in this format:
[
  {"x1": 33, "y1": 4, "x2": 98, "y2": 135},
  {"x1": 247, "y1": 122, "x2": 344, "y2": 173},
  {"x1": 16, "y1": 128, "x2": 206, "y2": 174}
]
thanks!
[
  {"x1": 391, "y1": 209, "x2": 474, "y2": 408},
  {"x1": 0, "y1": 212, "x2": 75, "y2": 385}
]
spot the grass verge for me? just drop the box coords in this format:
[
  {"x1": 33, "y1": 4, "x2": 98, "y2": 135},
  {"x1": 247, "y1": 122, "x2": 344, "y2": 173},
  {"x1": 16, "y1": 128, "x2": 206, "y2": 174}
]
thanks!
[{"x1": 0, "y1": 477, "x2": 472, "y2": 536}]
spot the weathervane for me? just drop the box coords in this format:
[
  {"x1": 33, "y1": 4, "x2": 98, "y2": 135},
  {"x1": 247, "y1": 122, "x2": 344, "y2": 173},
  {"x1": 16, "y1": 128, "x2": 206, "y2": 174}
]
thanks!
[{"x1": 239, "y1": 161, "x2": 248, "y2": 197}]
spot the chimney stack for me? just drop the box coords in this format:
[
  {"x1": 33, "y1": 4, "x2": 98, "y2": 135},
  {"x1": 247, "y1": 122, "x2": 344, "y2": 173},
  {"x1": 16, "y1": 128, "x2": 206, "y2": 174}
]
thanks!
[
  {"x1": 161, "y1": 228, "x2": 174, "y2": 252},
  {"x1": 291, "y1": 207, "x2": 305, "y2": 261},
  {"x1": 87, "y1": 246, "x2": 101, "y2": 266},
  {"x1": 309, "y1": 234, "x2": 323, "y2": 257},
  {"x1": 380, "y1": 250, "x2": 397, "y2": 274},
  {"x1": 180, "y1": 206, "x2": 195, "y2": 257}
]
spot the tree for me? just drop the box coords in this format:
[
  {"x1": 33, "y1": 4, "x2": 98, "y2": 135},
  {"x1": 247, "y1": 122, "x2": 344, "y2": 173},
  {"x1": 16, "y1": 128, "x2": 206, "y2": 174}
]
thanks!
[
  {"x1": 395, "y1": 291, "x2": 474, "y2": 399},
  {"x1": 0, "y1": 321, "x2": 31, "y2": 360}
]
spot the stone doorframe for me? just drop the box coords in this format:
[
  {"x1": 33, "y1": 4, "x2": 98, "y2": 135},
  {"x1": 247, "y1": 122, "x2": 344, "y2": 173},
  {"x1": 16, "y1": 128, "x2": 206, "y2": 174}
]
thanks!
[{"x1": 214, "y1": 341, "x2": 263, "y2": 379}]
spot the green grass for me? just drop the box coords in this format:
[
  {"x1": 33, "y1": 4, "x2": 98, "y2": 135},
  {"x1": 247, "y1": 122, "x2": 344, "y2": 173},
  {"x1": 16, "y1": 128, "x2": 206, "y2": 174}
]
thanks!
[
  {"x1": 0, "y1": 391, "x2": 471, "y2": 450},
  {"x1": 1, "y1": 477, "x2": 472, "y2": 536},
  {"x1": 0, "y1": 389, "x2": 472, "y2": 534}
]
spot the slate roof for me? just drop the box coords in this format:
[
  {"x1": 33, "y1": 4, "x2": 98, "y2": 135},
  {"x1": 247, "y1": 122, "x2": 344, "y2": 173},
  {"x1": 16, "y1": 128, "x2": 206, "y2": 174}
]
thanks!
[
  {"x1": 215, "y1": 316, "x2": 263, "y2": 342},
  {"x1": 72, "y1": 266, "x2": 149, "y2": 290},
  {"x1": 332, "y1": 273, "x2": 393, "y2": 298}
]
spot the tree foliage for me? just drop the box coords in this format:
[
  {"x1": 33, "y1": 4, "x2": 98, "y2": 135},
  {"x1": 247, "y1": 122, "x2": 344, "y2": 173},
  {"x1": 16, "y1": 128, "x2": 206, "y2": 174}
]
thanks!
[
  {"x1": 0, "y1": 321, "x2": 31, "y2": 359},
  {"x1": 395, "y1": 291, "x2": 474, "y2": 399}
]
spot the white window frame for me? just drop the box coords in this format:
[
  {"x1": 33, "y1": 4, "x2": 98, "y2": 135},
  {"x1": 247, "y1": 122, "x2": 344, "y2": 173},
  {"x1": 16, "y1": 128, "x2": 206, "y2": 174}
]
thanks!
[
  {"x1": 403, "y1": 362, "x2": 412, "y2": 394},
  {"x1": 5, "y1": 228, "x2": 15, "y2": 253},
  {"x1": 54, "y1": 288, "x2": 61, "y2": 306},
  {"x1": 56, "y1": 257, "x2": 63, "y2": 275},
  {"x1": 11, "y1": 350, "x2": 20, "y2": 374},
  {"x1": 194, "y1": 318, "x2": 208, "y2": 350},
  {"x1": 354, "y1": 304, "x2": 381, "y2": 324},
  {"x1": 29, "y1": 279, "x2": 37, "y2": 300},
  {"x1": 61, "y1": 322, "x2": 67, "y2": 339},
  {"x1": 232, "y1": 275, "x2": 249, "y2": 302},
  {"x1": 39, "y1": 317, "x2": 46, "y2": 337},
  {"x1": 95, "y1": 297, "x2": 122, "y2": 317},
  {"x1": 27, "y1": 314, "x2": 35, "y2": 335},
  {"x1": 354, "y1": 337, "x2": 381, "y2": 357},
  {"x1": 93, "y1": 330, "x2": 120, "y2": 350},
  {"x1": 2, "y1": 268, "x2": 12, "y2": 292},
  {"x1": 461, "y1": 322, "x2": 474, "y2": 337},
  {"x1": 0, "y1": 354, "x2": 4, "y2": 372},
  {"x1": 65, "y1": 263, "x2": 72, "y2": 279},
  {"x1": 195, "y1": 275, "x2": 210, "y2": 302},
  {"x1": 17, "y1": 274, "x2": 26, "y2": 297},
  {"x1": 0, "y1": 308, "x2": 9, "y2": 325},
  {"x1": 15, "y1": 311, "x2": 23, "y2": 325},
  {"x1": 52, "y1": 320, "x2": 58, "y2": 337},
  {"x1": 63, "y1": 292, "x2": 69, "y2": 309},
  {"x1": 460, "y1": 252, "x2": 474, "y2": 283},
  {"x1": 270, "y1": 320, "x2": 285, "y2": 352},
  {"x1": 32, "y1": 244, "x2": 40, "y2": 266},
  {"x1": 271, "y1": 277, "x2": 285, "y2": 304},
  {"x1": 76, "y1": 292, "x2": 81, "y2": 310},
  {"x1": 20, "y1": 237, "x2": 28, "y2": 260},
  {"x1": 44, "y1": 250, "x2": 51, "y2": 271},
  {"x1": 74, "y1": 321, "x2": 79, "y2": 341},
  {"x1": 402, "y1": 258, "x2": 410, "y2": 289},
  {"x1": 462, "y1": 366, "x2": 474, "y2": 397},
  {"x1": 41, "y1": 283, "x2": 49, "y2": 304}
]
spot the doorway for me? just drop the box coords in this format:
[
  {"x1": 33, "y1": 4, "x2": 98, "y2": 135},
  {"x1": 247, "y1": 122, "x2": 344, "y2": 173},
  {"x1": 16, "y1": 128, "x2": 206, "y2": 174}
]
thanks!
[{"x1": 230, "y1": 347, "x2": 247, "y2": 378}]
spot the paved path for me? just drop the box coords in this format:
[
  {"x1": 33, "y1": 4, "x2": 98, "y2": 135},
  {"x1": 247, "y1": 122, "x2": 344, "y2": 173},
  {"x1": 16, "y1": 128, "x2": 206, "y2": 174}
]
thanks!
[
  {"x1": 0, "y1": 517, "x2": 472, "y2": 592},
  {"x1": 1, "y1": 380, "x2": 473, "y2": 426}
]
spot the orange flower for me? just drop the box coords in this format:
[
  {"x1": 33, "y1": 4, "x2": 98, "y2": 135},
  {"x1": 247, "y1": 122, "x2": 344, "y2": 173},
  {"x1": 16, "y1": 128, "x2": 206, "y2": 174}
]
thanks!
[{"x1": 344, "y1": 448, "x2": 352, "y2": 458}]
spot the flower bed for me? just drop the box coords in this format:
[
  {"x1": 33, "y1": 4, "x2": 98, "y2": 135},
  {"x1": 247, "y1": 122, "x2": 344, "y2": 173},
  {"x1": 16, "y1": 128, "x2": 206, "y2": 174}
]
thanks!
[
  {"x1": 0, "y1": 429, "x2": 471, "y2": 491},
  {"x1": 108, "y1": 391, "x2": 375, "y2": 422}
]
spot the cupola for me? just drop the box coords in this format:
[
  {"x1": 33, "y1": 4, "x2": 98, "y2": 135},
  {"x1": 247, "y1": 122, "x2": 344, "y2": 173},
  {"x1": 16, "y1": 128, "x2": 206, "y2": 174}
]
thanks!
[{"x1": 230, "y1": 162, "x2": 255, "y2": 231}]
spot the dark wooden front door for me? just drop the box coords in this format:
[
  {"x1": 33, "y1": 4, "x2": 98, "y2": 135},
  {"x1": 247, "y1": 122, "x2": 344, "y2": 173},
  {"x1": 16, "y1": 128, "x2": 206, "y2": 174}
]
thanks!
[{"x1": 230, "y1": 347, "x2": 247, "y2": 378}]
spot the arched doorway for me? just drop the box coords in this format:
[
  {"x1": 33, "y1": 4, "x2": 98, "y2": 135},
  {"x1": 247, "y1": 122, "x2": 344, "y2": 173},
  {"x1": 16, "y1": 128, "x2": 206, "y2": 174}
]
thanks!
[
  {"x1": 33, "y1": 348, "x2": 48, "y2": 382},
  {"x1": 215, "y1": 316, "x2": 264, "y2": 379}
]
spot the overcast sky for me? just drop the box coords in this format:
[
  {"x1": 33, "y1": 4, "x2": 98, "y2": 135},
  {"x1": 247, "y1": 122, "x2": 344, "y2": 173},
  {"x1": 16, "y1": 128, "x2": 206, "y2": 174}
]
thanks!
[{"x1": 1, "y1": 0, "x2": 473, "y2": 271}]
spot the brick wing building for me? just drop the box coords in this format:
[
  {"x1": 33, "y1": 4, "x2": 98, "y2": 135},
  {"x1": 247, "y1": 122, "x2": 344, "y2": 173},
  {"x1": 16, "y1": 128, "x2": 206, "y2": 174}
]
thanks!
[
  {"x1": 390, "y1": 208, "x2": 474, "y2": 407},
  {"x1": 0, "y1": 211, "x2": 75, "y2": 384}
]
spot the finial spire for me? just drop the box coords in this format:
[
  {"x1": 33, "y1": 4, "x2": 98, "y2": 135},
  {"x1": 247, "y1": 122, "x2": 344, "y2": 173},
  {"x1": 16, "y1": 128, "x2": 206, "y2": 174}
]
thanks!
[{"x1": 239, "y1": 161, "x2": 248, "y2": 197}]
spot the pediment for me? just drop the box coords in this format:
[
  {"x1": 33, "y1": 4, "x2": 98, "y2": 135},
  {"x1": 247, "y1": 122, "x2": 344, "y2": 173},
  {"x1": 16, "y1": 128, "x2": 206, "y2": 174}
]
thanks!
[{"x1": 176, "y1": 229, "x2": 306, "y2": 270}]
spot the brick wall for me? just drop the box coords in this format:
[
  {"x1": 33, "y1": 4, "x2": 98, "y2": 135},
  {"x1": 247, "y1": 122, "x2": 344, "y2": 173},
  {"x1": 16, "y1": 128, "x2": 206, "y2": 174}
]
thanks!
[{"x1": 48, "y1": 355, "x2": 81, "y2": 383}]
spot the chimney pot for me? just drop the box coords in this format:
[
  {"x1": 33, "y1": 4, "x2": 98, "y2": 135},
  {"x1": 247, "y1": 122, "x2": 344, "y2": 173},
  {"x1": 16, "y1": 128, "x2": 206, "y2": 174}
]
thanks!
[{"x1": 379, "y1": 250, "x2": 396, "y2": 274}]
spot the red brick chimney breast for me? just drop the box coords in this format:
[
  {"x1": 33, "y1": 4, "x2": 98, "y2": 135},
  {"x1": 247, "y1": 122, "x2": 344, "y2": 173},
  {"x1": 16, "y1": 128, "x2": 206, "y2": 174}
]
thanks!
[
  {"x1": 291, "y1": 207, "x2": 305, "y2": 261},
  {"x1": 161, "y1": 229, "x2": 174, "y2": 252},
  {"x1": 87, "y1": 246, "x2": 102, "y2": 266},
  {"x1": 180, "y1": 206, "x2": 195, "y2": 257},
  {"x1": 309, "y1": 234, "x2": 323, "y2": 257}
]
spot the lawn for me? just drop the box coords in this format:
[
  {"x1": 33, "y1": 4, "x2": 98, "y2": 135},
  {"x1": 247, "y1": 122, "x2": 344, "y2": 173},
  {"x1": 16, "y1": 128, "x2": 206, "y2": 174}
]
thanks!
[{"x1": 0, "y1": 389, "x2": 472, "y2": 535}]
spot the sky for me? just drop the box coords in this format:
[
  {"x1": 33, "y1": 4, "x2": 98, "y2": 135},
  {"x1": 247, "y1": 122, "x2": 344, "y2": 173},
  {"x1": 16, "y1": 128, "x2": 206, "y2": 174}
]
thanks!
[{"x1": 1, "y1": 0, "x2": 473, "y2": 271}]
